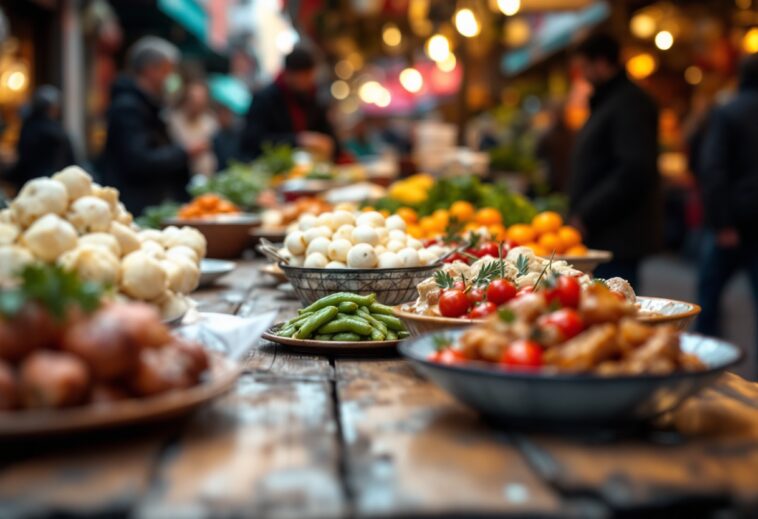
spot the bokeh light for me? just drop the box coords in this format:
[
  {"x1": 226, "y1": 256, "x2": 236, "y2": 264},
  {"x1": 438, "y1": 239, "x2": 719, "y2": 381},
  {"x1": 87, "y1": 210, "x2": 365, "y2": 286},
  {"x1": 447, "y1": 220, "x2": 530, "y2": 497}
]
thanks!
[
  {"x1": 399, "y1": 67, "x2": 423, "y2": 93},
  {"x1": 654, "y1": 30, "x2": 674, "y2": 50},
  {"x1": 454, "y1": 8, "x2": 481, "y2": 38}
]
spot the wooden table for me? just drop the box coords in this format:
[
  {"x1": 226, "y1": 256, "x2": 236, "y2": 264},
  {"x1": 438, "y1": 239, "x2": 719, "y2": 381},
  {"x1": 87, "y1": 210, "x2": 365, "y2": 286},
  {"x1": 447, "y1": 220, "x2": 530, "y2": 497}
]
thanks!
[{"x1": 2, "y1": 259, "x2": 757, "y2": 518}]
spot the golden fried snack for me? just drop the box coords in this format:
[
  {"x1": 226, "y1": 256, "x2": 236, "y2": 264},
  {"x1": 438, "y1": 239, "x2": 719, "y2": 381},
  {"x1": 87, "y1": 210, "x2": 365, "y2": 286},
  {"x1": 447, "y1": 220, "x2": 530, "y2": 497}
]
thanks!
[
  {"x1": 130, "y1": 347, "x2": 196, "y2": 397},
  {"x1": 580, "y1": 284, "x2": 636, "y2": 325},
  {"x1": 19, "y1": 351, "x2": 90, "y2": 408},
  {"x1": 0, "y1": 361, "x2": 18, "y2": 410},
  {"x1": 170, "y1": 339, "x2": 210, "y2": 378},
  {"x1": 0, "y1": 303, "x2": 60, "y2": 362},
  {"x1": 543, "y1": 323, "x2": 619, "y2": 372}
]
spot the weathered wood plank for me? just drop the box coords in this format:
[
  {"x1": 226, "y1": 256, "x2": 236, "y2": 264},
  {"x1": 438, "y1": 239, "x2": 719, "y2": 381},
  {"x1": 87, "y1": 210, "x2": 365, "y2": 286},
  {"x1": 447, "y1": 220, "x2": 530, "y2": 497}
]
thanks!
[
  {"x1": 137, "y1": 374, "x2": 347, "y2": 519},
  {"x1": 514, "y1": 380, "x2": 758, "y2": 514},
  {"x1": 335, "y1": 359, "x2": 576, "y2": 518}
]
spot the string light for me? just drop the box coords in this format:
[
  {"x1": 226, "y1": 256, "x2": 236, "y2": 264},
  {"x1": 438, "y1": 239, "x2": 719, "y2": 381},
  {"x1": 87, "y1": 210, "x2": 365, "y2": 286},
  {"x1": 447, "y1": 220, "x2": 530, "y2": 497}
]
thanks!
[
  {"x1": 330, "y1": 80, "x2": 350, "y2": 100},
  {"x1": 382, "y1": 23, "x2": 402, "y2": 47},
  {"x1": 684, "y1": 66, "x2": 703, "y2": 85},
  {"x1": 497, "y1": 0, "x2": 520, "y2": 16},
  {"x1": 654, "y1": 30, "x2": 674, "y2": 50},
  {"x1": 626, "y1": 53, "x2": 656, "y2": 80},
  {"x1": 438, "y1": 52, "x2": 457, "y2": 72},
  {"x1": 744, "y1": 27, "x2": 758, "y2": 54},
  {"x1": 399, "y1": 67, "x2": 423, "y2": 93},
  {"x1": 335, "y1": 60, "x2": 354, "y2": 80},
  {"x1": 630, "y1": 13, "x2": 656, "y2": 39},
  {"x1": 454, "y1": 8, "x2": 481, "y2": 38},
  {"x1": 426, "y1": 34, "x2": 451, "y2": 62}
]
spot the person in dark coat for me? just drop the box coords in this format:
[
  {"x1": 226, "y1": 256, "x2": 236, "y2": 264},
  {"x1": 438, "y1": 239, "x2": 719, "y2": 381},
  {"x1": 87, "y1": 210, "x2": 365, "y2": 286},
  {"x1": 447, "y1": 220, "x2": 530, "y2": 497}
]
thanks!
[
  {"x1": 240, "y1": 46, "x2": 339, "y2": 161},
  {"x1": 696, "y1": 54, "x2": 758, "y2": 344},
  {"x1": 103, "y1": 37, "x2": 206, "y2": 215},
  {"x1": 568, "y1": 33, "x2": 661, "y2": 289},
  {"x1": 7, "y1": 86, "x2": 75, "y2": 190}
]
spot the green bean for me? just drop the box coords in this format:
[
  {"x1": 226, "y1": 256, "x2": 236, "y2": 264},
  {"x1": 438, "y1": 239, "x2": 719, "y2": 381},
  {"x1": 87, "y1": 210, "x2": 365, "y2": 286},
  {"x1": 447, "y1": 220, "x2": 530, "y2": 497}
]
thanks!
[
  {"x1": 356, "y1": 307, "x2": 388, "y2": 336},
  {"x1": 368, "y1": 302, "x2": 394, "y2": 315},
  {"x1": 300, "y1": 293, "x2": 376, "y2": 314},
  {"x1": 314, "y1": 334, "x2": 333, "y2": 341},
  {"x1": 295, "y1": 306, "x2": 339, "y2": 340},
  {"x1": 284, "y1": 312, "x2": 313, "y2": 327},
  {"x1": 338, "y1": 313, "x2": 371, "y2": 326},
  {"x1": 385, "y1": 330, "x2": 397, "y2": 341},
  {"x1": 277, "y1": 325, "x2": 296, "y2": 338},
  {"x1": 332, "y1": 332, "x2": 361, "y2": 342},
  {"x1": 369, "y1": 328, "x2": 385, "y2": 341},
  {"x1": 337, "y1": 301, "x2": 359, "y2": 313},
  {"x1": 318, "y1": 317, "x2": 373, "y2": 336},
  {"x1": 397, "y1": 331, "x2": 411, "y2": 339},
  {"x1": 372, "y1": 313, "x2": 405, "y2": 332}
]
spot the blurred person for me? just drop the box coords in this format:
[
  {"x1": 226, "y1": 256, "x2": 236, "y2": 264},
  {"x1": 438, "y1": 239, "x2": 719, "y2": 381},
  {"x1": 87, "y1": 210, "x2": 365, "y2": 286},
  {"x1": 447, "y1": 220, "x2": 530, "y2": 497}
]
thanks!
[
  {"x1": 7, "y1": 86, "x2": 75, "y2": 190},
  {"x1": 536, "y1": 102, "x2": 574, "y2": 194},
  {"x1": 169, "y1": 80, "x2": 217, "y2": 176},
  {"x1": 695, "y1": 54, "x2": 758, "y2": 344},
  {"x1": 240, "y1": 46, "x2": 339, "y2": 160},
  {"x1": 568, "y1": 33, "x2": 661, "y2": 289},
  {"x1": 103, "y1": 36, "x2": 205, "y2": 215},
  {"x1": 212, "y1": 102, "x2": 242, "y2": 171}
]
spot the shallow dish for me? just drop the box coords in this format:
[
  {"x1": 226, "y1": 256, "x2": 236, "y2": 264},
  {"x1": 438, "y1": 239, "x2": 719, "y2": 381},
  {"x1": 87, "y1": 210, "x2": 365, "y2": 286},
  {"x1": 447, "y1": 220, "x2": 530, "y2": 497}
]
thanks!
[
  {"x1": 165, "y1": 214, "x2": 261, "y2": 259},
  {"x1": 400, "y1": 329, "x2": 742, "y2": 427},
  {"x1": 279, "y1": 263, "x2": 440, "y2": 306},
  {"x1": 199, "y1": 259, "x2": 236, "y2": 288},
  {"x1": 250, "y1": 227, "x2": 287, "y2": 244},
  {"x1": 0, "y1": 352, "x2": 241, "y2": 438},
  {"x1": 262, "y1": 324, "x2": 399, "y2": 355},
  {"x1": 548, "y1": 249, "x2": 612, "y2": 274}
]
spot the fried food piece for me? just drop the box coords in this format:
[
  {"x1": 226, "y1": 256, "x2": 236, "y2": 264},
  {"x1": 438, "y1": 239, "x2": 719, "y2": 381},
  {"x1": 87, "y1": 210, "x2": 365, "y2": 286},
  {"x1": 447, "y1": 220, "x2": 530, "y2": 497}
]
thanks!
[
  {"x1": 170, "y1": 339, "x2": 209, "y2": 378},
  {"x1": 617, "y1": 318, "x2": 655, "y2": 355},
  {"x1": 624, "y1": 326, "x2": 680, "y2": 375},
  {"x1": 0, "y1": 302, "x2": 60, "y2": 363},
  {"x1": 507, "y1": 292, "x2": 547, "y2": 323},
  {"x1": 544, "y1": 323, "x2": 619, "y2": 371},
  {"x1": 19, "y1": 351, "x2": 90, "y2": 408},
  {"x1": 580, "y1": 284, "x2": 636, "y2": 325},
  {"x1": 90, "y1": 384, "x2": 131, "y2": 405},
  {"x1": 130, "y1": 344, "x2": 202, "y2": 397},
  {"x1": 0, "y1": 361, "x2": 18, "y2": 410}
]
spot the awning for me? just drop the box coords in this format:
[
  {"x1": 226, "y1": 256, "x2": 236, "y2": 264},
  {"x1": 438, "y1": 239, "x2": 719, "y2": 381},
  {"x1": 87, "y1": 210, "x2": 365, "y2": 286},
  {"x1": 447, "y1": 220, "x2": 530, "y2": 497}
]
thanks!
[
  {"x1": 208, "y1": 74, "x2": 251, "y2": 115},
  {"x1": 158, "y1": 0, "x2": 208, "y2": 46},
  {"x1": 501, "y1": 1, "x2": 610, "y2": 77}
]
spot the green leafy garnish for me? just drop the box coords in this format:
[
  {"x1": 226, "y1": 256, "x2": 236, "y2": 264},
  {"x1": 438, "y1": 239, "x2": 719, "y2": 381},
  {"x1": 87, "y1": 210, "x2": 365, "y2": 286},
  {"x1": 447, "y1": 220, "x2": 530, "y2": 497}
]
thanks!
[
  {"x1": 532, "y1": 251, "x2": 556, "y2": 290},
  {"x1": 434, "y1": 270, "x2": 456, "y2": 290},
  {"x1": 189, "y1": 161, "x2": 271, "y2": 211},
  {"x1": 593, "y1": 278, "x2": 609, "y2": 288},
  {"x1": 515, "y1": 254, "x2": 530, "y2": 277},
  {"x1": 432, "y1": 334, "x2": 452, "y2": 351},
  {"x1": 474, "y1": 260, "x2": 504, "y2": 287},
  {"x1": 498, "y1": 308, "x2": 516, "y2": 324},
  {"x1": 0, "y1": 265, "x2": 105, "y2": 320}
]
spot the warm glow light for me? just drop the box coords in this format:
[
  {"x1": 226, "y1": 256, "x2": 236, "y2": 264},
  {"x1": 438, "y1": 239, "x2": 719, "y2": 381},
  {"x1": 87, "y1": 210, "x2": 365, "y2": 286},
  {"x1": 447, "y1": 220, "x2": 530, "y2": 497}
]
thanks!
[
  {"x1": 744, "y1": 27, "x2": 758, "y2": 54},
  {"x1": 331, "y1": 80, "x2": 350, "y2": 100},
  {"x1": 630, "y1": 13, "x2": 656, "y2": 39},
  {"x1": 358, "y1": 81, "x2": 382, "y2": 103},
  {"x1": 454, "y1": 8, "x2": 481, "y2": 38},
  {"x1": 684, "y1": 66, "x2": 703, "y2": 85},
  {"x1": 497, "y1": 0, "x2": 520, "y2": 16},
  {"x1": 426, "y1": 34, "x2": 451, "y2": 62},
  {"x1": 654, "y1": 30, "x2": 674, "y2": 50},
  {"x1": 399, "y1": 67, "x2": 423, "y2": 93},
  {"x1": 504, "y1": 18, "x2": 530, "y2": 47},
  {"x1": 275, "y1": 28, "x2": 299, "y2": 54},
  {"x1": 375, "y1": 88, "x2": 391, "y2": 107},
  {"x1": 626, "y1": 53, "x2": 657, "y2": 79},
  {"x1": 382, "y1": 23, "x2": 402, "y2": 47},
  {"x1": 736, "y1": 0, "x2": 752, "y2": 9},
  {"x1": 438, "y1": 52, "x2": 457, "y2": 72},
  {"x1": 6, "y1": 71, "x2": 27, "y2": 92},
  {"x1": 347, "y1": 52, "x2": 364, "y2": 71},
  {"x1": 335, "y1": 60, "x2": 354, "y2": 80}
]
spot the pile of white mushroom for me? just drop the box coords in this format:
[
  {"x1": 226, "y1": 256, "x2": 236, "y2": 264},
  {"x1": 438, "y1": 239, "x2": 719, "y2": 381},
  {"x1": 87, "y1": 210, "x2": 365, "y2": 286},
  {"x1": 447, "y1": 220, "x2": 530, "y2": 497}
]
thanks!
[
  {"x1": 0, "y1": 166, "x2": 206, "y2": 319},
  {"x1": 281, "y1": 210, "x2": 449, "y2": 269}
]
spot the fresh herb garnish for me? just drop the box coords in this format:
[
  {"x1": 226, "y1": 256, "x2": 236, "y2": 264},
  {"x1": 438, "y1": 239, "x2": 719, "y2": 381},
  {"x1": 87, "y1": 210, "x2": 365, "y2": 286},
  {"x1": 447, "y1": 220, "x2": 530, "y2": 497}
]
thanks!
[
  {"x1": 434, "y1": 270, "x2": 456, "y2": 290},
  {"x1": 532, "y1": 251, "x2": 556, "y2": 290},
  {"x1": 498, "y1": 308, "x2": 516, "y2": 324},
  {"x1": 515, "y1": 254, "x2": 530, "y2": 277},
  {"x1": 432, "y1": 334, "x2": 452, "y2": 351},
  {"x1": 474, "y1": 260, "x2": 504, "y2": 287}
]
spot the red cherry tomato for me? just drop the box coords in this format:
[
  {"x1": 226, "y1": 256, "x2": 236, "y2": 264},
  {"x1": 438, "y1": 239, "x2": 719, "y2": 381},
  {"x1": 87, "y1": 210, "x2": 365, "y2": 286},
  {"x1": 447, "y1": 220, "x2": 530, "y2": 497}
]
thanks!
[
  {"x1": 476, "y1": 242, "x2": 500, "y2": 258},
  {"x1": 539, "y1": 308, "x2": 584, "y2": 340},
  {"x1": 486, "y1": 279, "x2": 517, "y2": 305},
  {"x1": 423, "y1": 238, "x2": 441, "y2": 247},
  {"x1": 544, "y1": 276, "x2": 581, "y2": 308},
  {"x1": 443, "y1": 252, "x2": 468, "y2": 264},
  {"x1": 468, "y1": 301, "x2": 497, "y2": 319},
  {"x1": 429, "y1": 348, "x2": 469, "y2": 364},
  {"x1": 439, "y1": 289, "x2": 470, "y2": 317},
  {"x1": 499, "y1": 340, "x2": 543, "y2": 369},
  {"x1": 452, "y1": 280, "x2": 466, "y2": 291},
  {"x1": 516, "y1": 286, "x2": 534, "y2": 298},
  {"x1": 466, "y1": 287, "x2": 485, "y2": 305}
]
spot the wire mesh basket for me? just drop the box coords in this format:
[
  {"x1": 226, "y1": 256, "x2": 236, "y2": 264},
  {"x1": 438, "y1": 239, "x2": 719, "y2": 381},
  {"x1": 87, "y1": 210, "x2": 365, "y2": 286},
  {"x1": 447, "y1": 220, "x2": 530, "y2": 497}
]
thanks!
[{"x1": 279, "y1": 263, "x2": 439, "y2": 306}]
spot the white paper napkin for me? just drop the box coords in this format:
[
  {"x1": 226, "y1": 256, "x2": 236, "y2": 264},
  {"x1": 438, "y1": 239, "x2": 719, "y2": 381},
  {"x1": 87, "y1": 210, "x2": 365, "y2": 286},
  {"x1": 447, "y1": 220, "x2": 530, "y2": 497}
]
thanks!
[{"x1": 176, "y1": 311, "x2": 277, "y2": 361}]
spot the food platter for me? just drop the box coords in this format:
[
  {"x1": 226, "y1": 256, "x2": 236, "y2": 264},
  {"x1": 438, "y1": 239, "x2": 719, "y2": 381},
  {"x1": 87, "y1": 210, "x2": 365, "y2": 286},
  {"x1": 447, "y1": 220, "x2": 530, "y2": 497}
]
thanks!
[
  {"x1": 164, "y1": 214, "x2": 261, "y2": 259},
  {"x1": 400, "y1": 329, "x2": 742, "y2": 427},
  {"x1": 198, "y1": 258, "x2": 236, "y2": 287},
  {"x1": 262, "y1": 324, "x2": 400, "y2": 354},
  {"x1": 550, "y1": 249, "x2": 613, "y2": 274},
  {"x1": 0, "y1": 352, "x2": 241, "y2": 438}
]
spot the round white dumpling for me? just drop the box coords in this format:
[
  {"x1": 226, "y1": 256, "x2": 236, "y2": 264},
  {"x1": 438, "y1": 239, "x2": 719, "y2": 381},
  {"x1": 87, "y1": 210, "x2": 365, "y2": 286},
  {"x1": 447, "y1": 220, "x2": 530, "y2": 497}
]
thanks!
[
  {"x1": 109, "y1": 222, "x2": 141, "y2": 256},
  {"x1": 139, "y1": 229, "x2": 164, "y2": 244},
  {"x1": 306, "y1": 236, "x2": 331, "y2": 257},
  {"x1": 327, "y1": 238, "x2": 352, "y2": 262},
  {"x1": 316, "y1": 212, "x2": 336, "y2": 230},
  {"x1": 332, "y1": 210, "x2": 355, "y2": 228},
  {"x1": 304, "y1": 252, "x2": 328, "y2": 268},
  {"x1": 0, "y1": 223, "x2": 19, "y2": 246},
  {"x1": 160, "y1": 255, "x2": 200, "y2": 294},
  {"x1": 426, "y1": 245, "x2": 445, "y2": 258},
  {"x1": 166, "y1": 245, "x2": 199, "y2": 264},
  {"x1": 141, "y1": 240, "x2": 165, "y2": 259},
  {"x1": 375, "y1": 227, "x2": 389, "y2": 244},
  {"x1": 356, "y1": 211, "x2": 385, "y2": 228},
  {"x1": 59, "y1": 244, "x2": 120, "y2": 285},
  {"x1": 91, "y1": 184, "x2": 119, "y2": 213},
  {"x1": 0, "y1": 209, "x2": 15, "y2": 224},
  {"x1": 156, "y1": 291, "x2": 189, "y2": 321},
  {"x1": 378, "y1": 251, "x2": 402, "y2": 269},
  {"x1": 285, "y1": 230, "x2": 307, "y2": 255},
  {"x1": 303, "y1": 226, "x2": 331, "y2": 244},
  {"x1": 388, "y1": 229, "x2": 406, "y2": 242},
  {"x1": 120, "y1": 250, "x2": 168, "y2": 300},
  {"x1": 418, "y1": 249, "x2": 437, "y2": 266},
  {"x1": 346, "y1": 243, "x2": 377, "y2": 268},
  {"x1": 397, "y1": 248, "x2": 420, "y2": 267},
  {"x1": 325, "y1": 261, "x2": 346, "y2": 269},
  {"x1": 406, "y1": 238, "x2": 423, "y2": 250},
  {"x1": 52, "y1": 166, "x2": 93, "y2": 201},
  {"x1": 78, "y1": 232, "x2": 121, "y2": 257},
  {"x1": 22, "y1": 214, "x2": 77, "y2": 262},
  {"x1": 114, "y1": 202, "x2": 133, "y2": 225},
  {"x1": 374, "y1": 245, "x2": 387, "y2": 255},
  {"x1": 67, "y1": 196, "x2": 112, "y2": 233},
  {"x1": 351, "y1": 226, "x2": 379, "y2": 246},
  {"x1": 161, "y1": 226, "x2": 206, "y2": 259},
  {"x1": 11, "y1": 178, "x2": 68, "y2": 227},
  {"x1": 333, "y1": 224, "x2": 355, "y2": 241},
  {"x1": 385, "y1": 214, "x2": 407, "y2": 231},
  {"x1": 386, "y1": 240, "x2": 405, "y2": 253},
  {"x1": 298, "y1": 214, "x2": 318, "y2": 231},
  {"x1": 0, "y1": 245, "x2": 34, "y2": 284}
]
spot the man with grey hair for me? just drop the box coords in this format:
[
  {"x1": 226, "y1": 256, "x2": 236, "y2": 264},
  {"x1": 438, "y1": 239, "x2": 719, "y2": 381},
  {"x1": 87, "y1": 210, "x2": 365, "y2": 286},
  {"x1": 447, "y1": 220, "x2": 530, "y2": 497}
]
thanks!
[{"x1": 103, "y1": 36, "x2": 207, "y2": 214}]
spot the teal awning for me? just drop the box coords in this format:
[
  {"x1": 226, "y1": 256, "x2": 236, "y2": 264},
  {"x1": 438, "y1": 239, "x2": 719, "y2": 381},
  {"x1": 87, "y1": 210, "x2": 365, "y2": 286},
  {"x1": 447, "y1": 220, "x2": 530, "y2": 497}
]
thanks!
[
  {"x1": 158, "y1": 0, "x2": 208, "y2": 44},
  {"x1": 208, "y1": 74, "x2": 252, "y2": 115}
]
